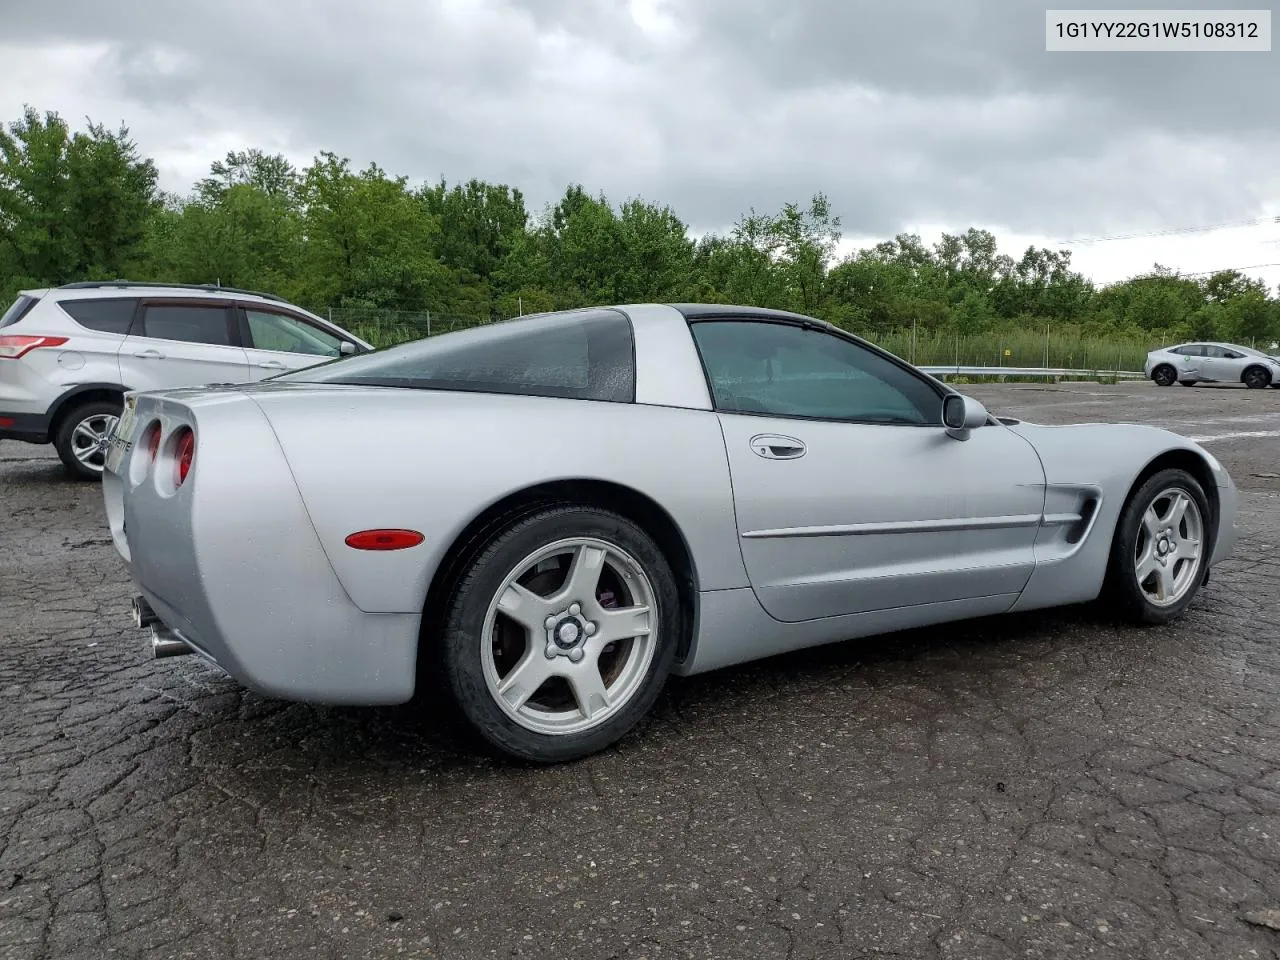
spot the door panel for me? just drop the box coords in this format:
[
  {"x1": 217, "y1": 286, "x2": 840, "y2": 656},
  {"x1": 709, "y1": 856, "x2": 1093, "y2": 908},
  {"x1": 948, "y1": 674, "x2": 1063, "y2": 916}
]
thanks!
[
  {"x1": 1202, "y1": 346, "x2": 1246, "y2": 382},
  {"x1": 1174, "y1": 345, "x2": 1206, "y2": 380},
  {"x1": 718, "y1": 414, "x2": 1047, "y2": 622},
  {"x1": 117, "y1": 302, "x2": 251, "y2": 391}
]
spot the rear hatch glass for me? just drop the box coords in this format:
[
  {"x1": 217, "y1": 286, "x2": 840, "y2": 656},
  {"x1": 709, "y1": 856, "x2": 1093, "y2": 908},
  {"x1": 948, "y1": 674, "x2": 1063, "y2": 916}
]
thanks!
[{"x1": 0, "y1": 294, "x2": 39, "y2": 328}]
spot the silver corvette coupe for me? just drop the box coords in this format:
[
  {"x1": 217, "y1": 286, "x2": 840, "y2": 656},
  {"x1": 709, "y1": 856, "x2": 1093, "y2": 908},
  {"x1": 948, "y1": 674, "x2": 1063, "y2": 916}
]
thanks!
[{"x1": 103, "y1": 304, "x2": 1240, "y2": 762}]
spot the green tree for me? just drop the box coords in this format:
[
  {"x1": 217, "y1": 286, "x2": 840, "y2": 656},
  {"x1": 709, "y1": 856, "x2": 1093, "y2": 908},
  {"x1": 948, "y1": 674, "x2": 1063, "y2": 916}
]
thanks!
[{"x1": 0, "y1": 107, "x2": 158, "y2": 298}]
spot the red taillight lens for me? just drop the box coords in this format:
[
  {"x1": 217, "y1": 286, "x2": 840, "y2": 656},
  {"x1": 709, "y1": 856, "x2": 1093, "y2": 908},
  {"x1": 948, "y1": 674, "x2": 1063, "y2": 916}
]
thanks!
[
  {"x1": 145, "y1": 423, "x2": 162, "y2": 462},
  {"x1": 0, "y1": 335, "x2": 69, "y2": 359},
  {"x1": 344, "y1": 530, "x2": 426, "y2": 551},
  {"x1": 173, "y1": 428, "x2": 195, "y2": 485}
]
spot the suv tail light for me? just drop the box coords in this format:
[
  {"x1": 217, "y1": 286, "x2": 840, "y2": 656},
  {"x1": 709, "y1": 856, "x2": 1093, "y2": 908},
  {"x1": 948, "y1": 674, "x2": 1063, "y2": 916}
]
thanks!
[
  {"x1": 0, "y1": 335, "x2": 69, "y2": 359},
  {"x1": 173, "y1": 428, "x2": 195, "y2": 486}
]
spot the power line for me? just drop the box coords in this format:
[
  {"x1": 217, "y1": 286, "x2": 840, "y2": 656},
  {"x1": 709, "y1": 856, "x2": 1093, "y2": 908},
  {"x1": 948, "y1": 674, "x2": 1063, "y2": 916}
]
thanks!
[
  {"x1": 1124, "y1": 261, "x2": 1280, "y2": 280},
  {"x1": 1183, "y1": 261, "x2": 1280, "y2": 277},
  {"x1": 1057, "y1": 215, "x2": 1280, "y2": 245}
]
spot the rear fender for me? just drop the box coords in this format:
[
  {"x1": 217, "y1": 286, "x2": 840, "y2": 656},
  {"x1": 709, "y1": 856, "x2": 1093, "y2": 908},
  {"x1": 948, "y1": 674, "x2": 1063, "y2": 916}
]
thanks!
[{"x1": 250, "y1": 388, "x2": 746, "y2": 613}]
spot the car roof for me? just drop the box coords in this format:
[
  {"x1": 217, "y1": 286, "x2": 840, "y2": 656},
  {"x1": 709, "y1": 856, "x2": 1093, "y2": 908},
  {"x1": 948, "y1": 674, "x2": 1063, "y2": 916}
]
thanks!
[
  {"x1": 47, "y1": 281, "x2": 290, "y2": 305},
  {"x1": 667, "y1": 303, "x2": 831, "y2": 325}
]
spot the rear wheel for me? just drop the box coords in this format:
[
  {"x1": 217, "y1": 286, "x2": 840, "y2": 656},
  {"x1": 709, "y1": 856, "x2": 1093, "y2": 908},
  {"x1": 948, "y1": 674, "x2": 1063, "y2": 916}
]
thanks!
[
  {"x1": 1103, "y1": 468, "x2": 1211, "y2": 625},
  {"x1": 437, "y1": 505, "x2": 680, "y2": 763},
  {"x1": 1151, "y1": 365, "x2": 1176, "y2": 386},
  {"x1": 1243, "y1": 365, "x2": 1271, "y2": 389},
  {"x1": 53, "y1": 400, "x2": 122, "y2": 480}
]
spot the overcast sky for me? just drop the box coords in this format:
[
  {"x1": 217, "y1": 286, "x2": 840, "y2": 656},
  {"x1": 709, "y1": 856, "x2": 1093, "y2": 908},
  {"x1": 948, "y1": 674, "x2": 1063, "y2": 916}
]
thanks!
[{"x1": 2, "y1": 0, "x2": 1277, "y2": 288}]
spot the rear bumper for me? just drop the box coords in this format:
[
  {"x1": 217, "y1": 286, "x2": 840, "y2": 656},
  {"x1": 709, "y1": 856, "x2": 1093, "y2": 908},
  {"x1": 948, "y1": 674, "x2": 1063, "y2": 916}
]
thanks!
[
  {"x1": 0, "y1": 410, "x2": 50, "y2": 443},
  {"x1": 124, "y1": 573, "x2": 423, "y2": 705},
  {"x1": 104, "y1": 391, "x2": 422, "y2": 706}
]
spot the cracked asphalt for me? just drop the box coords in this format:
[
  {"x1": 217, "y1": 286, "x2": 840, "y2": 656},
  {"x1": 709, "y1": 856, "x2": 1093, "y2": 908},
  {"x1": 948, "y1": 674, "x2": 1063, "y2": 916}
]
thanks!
[{"x1": 3, "y1": 380, "x2": 1280, "y2": 960}]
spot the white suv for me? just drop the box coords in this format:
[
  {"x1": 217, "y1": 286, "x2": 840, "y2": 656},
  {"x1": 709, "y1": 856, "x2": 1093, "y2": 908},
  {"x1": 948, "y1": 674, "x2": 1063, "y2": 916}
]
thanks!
[{"x1": 0, "y1": 281, "x2": 373, "y2": 478}]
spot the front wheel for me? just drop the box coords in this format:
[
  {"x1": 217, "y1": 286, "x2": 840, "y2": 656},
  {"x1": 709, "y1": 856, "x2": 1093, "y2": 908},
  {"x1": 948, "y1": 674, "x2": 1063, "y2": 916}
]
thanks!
[
  {"x1": 1103, "y1": 468, "x2": 1211, "y2": 625},
  {"x1": 53, "y1": 400, "x2": 122, "y2": 480},
  {"x1": 1243, "y1": 366, "x2": 1272, "y2": 389},
  {"x1": 437, "y1": 505, "x2": 681, "y2": 763},
  {"x1": 1151, "y1": 365, "x2": 1176, "y2": 387},
  {"x1": 1179, "y1": 380, "x2": 1197, "y2": 387}
]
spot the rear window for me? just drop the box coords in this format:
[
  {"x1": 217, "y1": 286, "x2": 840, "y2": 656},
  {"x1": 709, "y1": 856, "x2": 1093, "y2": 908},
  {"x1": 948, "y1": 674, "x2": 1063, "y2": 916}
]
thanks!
[
  {"x1": 276, "y1": 308, "x2": 636, "y2": 402},
  {"x1": 59, "y1": 297, "x2": 139, "y2": 335},
  {"x1": 0, "y1": 295, "x2": 39, "y2": 329}
]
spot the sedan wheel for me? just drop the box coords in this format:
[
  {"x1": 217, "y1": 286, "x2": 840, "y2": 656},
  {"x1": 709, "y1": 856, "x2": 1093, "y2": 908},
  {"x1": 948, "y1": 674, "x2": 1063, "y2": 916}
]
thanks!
[
  {"x1": 438, "y1": 505, "x2": 679, "y2": 762},
  {"x1": 1104, "y1": 468, "x2": 1211, "y2": 624},
  {"x1": 1243, "y1": 366, "x2": 1271, "y2": 389},
  {"x1": 53, "y1": 400, "x2": 122, "y2": 480},
  {"x1": 1151, "y1": 365, "x2": 1176, "y2": 386}
]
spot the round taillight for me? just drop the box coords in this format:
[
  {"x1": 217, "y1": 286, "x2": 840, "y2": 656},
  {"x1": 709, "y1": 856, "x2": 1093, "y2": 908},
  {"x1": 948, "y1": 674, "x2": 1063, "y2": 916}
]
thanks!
[
  {"x1": 174, "y1": 428, "x2": 195, "y2": 486},
  {"x1": 146, "y1": 423, "x2": 162, "y2": 462}
]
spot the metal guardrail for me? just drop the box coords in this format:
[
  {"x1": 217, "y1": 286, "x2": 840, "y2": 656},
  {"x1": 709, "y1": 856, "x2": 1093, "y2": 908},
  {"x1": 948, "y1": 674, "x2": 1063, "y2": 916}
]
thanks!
[{"x1": 919, "y1": 365, "x2": 1147, "y2": 380}]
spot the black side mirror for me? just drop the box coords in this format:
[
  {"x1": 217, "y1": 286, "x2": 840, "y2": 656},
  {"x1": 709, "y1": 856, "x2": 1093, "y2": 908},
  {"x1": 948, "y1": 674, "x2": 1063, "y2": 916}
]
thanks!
[{"x1": 943, "y1": 394, "x2": 989, "y2": 441}]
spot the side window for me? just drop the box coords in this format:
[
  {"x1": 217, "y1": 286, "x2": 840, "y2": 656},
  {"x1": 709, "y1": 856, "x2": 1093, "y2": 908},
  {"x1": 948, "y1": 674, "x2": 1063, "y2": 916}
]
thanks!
[
  {"x1": 1221, "y1": 349, "x2": 1244, "y2": 359},
  {"x1": 1202, "y1": 346, "x2": 1227, "y2": 359},
  {"x1": 689, "y1": 320, "x2": 944, "y2": 425},
  {"x1": 275, "y1": 307, "x2": 636, "y2": 403},
  {"x1": 0, "y1": 294, "x2": 39, "y2": 328},
  {"x1": 59, "y1": 298, "x2": 139, "y2": 335},
  {"x1": 245, "y1": 309, "x2": 343, "y2": 357},
  {"x1": 139, "y1": 303, "x2": 234, "y2": 346}
]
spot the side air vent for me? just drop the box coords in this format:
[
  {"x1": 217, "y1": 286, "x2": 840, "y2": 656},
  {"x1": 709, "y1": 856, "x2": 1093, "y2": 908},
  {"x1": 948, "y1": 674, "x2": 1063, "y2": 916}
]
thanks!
[{"x1": 1065, "y1": 496, "x2": 1098, "y2": 544}]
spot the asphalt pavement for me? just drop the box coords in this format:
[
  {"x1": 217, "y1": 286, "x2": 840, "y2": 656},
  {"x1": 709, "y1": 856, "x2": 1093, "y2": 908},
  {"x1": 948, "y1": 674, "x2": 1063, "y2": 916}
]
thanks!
[{"x1": 2, "y1": 380, "x2": 1279, "y2": 960}]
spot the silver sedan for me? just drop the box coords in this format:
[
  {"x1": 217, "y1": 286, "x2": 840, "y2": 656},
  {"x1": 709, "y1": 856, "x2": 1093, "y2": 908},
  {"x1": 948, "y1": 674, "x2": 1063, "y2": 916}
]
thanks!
[
  {"x1": 103, "y1": 304, "x2": 1240, "y2": 763},
  {"x1": 1145, "y1": 341, "x2": 1280, "y2": 389}
]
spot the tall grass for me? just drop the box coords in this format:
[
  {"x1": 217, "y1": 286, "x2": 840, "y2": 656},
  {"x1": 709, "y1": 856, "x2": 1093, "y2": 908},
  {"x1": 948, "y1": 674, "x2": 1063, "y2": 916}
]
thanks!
[
  {"x1": 873, "y1": 327, "x2": 1150, "y2": 372},
  {"x1": 334, "y1": 307, "x2": 1155, "y2": 373}
]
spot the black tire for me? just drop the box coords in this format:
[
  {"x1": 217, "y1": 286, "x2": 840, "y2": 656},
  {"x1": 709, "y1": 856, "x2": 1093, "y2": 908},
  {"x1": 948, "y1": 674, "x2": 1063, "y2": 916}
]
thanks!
[
  {"x1": 1103, "y1": 468, "x2": 1212, "y2": 625},
  {"x1": 53, "y1": 399, "x2": 123, "y2": 480},
  {"x1": 1243, "y1": 365, "x2": 1272, "y2": 389},
  {"x1": 1151, "y1": 365, "x2": 1176, "y2": 386},
  {"x1": 436, "y1": 504, "x2": 681, "y2": 763},
  {"x1": 1178, "y1": 380, "x2": 1197, "y2": 387}
]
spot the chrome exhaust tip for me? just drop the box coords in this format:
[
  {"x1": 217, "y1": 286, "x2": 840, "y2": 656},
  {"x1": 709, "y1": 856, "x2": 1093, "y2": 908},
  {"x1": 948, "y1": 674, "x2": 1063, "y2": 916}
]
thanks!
[
  {"x1": 131, "y1": 595, "x2": 158, "y2": 629},
  {"x1": 150, "y1": 624, "x2": 192, "y2": 659}
]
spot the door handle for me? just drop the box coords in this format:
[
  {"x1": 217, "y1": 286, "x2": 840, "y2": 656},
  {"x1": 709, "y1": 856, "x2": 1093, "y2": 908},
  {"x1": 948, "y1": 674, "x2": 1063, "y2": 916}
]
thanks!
[
  {"x1": 750, "y1": 434, "x2": 806, "y2": 459},
  {"x1": 255, "y1": 360, "x2": 286, "y2": 369},
  {"x1": 134, "y1": 349, "x2": 164, "y2": 359}
]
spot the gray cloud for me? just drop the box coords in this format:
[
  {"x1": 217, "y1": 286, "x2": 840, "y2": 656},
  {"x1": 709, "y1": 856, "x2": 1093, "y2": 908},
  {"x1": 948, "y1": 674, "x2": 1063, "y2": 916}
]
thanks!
[{"x1": 3, "y1": 0, "x2": 1276, "y2": 243}]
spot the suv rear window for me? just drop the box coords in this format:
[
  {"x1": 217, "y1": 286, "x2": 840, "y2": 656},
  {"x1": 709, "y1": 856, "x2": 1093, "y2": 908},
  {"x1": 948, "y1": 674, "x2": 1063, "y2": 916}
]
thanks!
[
  {"x1": 59, "y1": 297, "x2": 139, "y2": 335},
  {"x1": 0, "y1": 295, "x2": 39, "y2": 329},
  {"x1": 276, "y1": 308, "x2": 636, "y2": 402}
]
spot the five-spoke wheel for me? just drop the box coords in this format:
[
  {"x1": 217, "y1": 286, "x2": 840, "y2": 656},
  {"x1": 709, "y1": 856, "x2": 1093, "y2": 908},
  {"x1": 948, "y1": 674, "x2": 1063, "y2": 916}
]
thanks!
[
  {"x1": 1132, "y1": 487, "x2": 1204, "y2": 607},
  {"x1": 1105, "y1": 468, "x2": 1212, "y2": 624},
  {"x1": 481, "y1": 537, "x2": 658, "y2": 736},
  {"x1": 438, "y1": 505, "x2": 679, "y2": 762}
]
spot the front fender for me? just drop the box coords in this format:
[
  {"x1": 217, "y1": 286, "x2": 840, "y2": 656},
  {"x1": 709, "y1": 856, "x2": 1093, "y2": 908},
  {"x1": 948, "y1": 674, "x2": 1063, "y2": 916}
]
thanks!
[{"x1": 1005, "y1": 421, "x2": 1237, "y2": 612}]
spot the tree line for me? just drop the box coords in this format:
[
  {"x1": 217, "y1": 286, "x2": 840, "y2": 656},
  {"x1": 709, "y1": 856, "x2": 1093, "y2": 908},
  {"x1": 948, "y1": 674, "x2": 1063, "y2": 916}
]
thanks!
[{"x1": 3, "y1": 106, "x2": 1278, "y2": 346}]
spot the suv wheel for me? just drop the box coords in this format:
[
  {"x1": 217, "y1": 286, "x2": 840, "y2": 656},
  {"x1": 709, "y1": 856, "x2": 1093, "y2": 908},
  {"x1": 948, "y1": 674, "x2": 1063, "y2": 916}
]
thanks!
[{"x1": 54, "y1": 400, "x2": 122, "y2": 480}]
